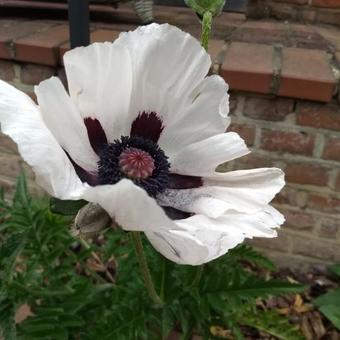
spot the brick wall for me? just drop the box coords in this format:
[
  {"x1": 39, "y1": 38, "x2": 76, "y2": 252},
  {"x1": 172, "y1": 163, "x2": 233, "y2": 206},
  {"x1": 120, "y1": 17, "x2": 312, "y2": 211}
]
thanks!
[
  {"x1": 224, "y1": 94, "x2": 340, "y2": 270},
  {"x1": 248, "y1": 0, "x2": 340, "y2": 27}
]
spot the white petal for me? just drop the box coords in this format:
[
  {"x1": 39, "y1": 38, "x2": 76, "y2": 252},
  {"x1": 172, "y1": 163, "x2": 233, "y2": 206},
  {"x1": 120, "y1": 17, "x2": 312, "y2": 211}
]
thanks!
[
  {"x1": 115, "y1": 23, "x2": 211, "y2": 129},
  {"x1": 159, "y1": 75, "x2": 230, "y2": 154},
  {"x1": 157, "y1": 189, "x2": 230, "y2": 219},
  {"x1": 35, "y1": 77, "x2": 98, "y2": 172},
  {"x1": 204, "y1": 168, "x2": 285, "y2": 211},
  {"x1": 63, "y1": 42, "x2": 133, "y2": 141},
  {"x1": 176, "y1": 214, "x2": 246, "y2": 263},
  {"x1": 145, "y1": 229, "x2": 209, "y2": 265},
  {"x1": 174, "y1": 209, "x2": 282, "y2": 264},
  {"x1": 0, "y1": 80, "x2": 84, "y2": 198},
  {"x1": 169, "y1": 133, "x2": 249, "y2": 176},
  {"x1": 81, "y1": 179, "x2": 180, "y2": 232}
]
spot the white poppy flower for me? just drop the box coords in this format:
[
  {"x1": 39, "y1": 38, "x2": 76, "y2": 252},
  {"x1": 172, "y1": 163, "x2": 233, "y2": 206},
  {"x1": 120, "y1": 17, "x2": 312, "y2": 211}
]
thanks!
[{"x1": 0, "y1": 23, "x2": 285, "y2": 265}]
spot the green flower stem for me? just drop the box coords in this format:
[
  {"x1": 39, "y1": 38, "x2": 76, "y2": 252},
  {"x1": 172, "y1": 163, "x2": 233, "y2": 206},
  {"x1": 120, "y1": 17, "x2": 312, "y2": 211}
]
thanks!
[
  {"x1": 130, "y1": 231, "x2": 164, "y2": 307},
  {"x1": 201, "y1": 11, "x2": 213, "y2": 51}
]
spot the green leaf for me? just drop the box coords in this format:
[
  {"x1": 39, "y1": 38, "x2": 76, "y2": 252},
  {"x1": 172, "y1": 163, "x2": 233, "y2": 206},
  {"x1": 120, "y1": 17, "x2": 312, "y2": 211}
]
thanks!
[
  {"x1": 242, "y1": 310, "x2": 304, "y2": 340},
  {"x1": 313, "y1": 289, "x2": 340, "y2": 307},
  {"x1": 329, "y1": 264, "x2": 340, "y2": 279},
  {"x1": 319, "y1": 305, "x2": 340, "y2": 330},
  {"x1": 184, "y1": 0, "x2": 225, "y2": 16},
  {"x1": 207, "y1": 276, "x2": 305, "y2": 300},
  {"x1": 229, "y1": 245, "x2": 276, "y2": 271},
  {"x1": 49, "y1": 198, "x2": 87, "y2": 216}
]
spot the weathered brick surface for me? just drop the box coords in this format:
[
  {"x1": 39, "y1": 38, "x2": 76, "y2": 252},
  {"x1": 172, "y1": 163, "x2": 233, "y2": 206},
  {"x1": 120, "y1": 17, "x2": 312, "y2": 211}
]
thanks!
[
  {"x1": 228, "y1": 123, "x2": 256, "y2": 146},
  {"x1": 261, "y1": 130, "x2": 315, "y2": 155},
  {"x1": 296, "y1": 102, "x2": 340, "y2": 131},
  {"x1": 318, "y1": 218, "x2": 339, "y2": 238},
  {"x1": 322, "y1": 137, "x2": 340, "y2": 161},
  {"x1": 243, "y1": 97, "x2": 294, "y2": 121},
  {"x1": 20, "y1": 64, "x2": 55, "y2": 85},
  {"x1": 0, "y1": 133, "x2": 17, "y2": 154},
  {"x1": 250, "y1": 0, "x2": 340, "y2": 27},
  {"x1": 292, "y1": 236, "x2": 340, "y2": 261},
  {"x1": 312, "y1": 0, "x2": 340, "y2": 8},
  {"x1": 285, "y1": 162, "x2": 330, "y2": 186},
  {"x1": 282, "y1": 209, "x2": 315, "y2": 231},
  {"x1": 0, "y1": 153, "x2": 23, "y2": 178},
  {"x1": 307, "y1": 194, "x2": 340, "y2": 214},
  {"x1": 0, "y1": 60, "x2": 15, "y2": 81}
]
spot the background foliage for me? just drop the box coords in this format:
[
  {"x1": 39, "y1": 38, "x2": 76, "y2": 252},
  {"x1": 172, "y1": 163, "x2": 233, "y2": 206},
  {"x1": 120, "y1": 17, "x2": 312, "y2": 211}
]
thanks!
[{"x1": 0, "y1": 175, "x2": 306, "y2": 339}]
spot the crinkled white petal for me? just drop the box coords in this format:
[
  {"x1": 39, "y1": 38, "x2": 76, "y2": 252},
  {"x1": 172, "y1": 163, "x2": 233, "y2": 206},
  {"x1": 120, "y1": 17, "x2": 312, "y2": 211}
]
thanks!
[
  {"x1": 81, "y1": 179, "x2": 181, "y2": 232},
  {"x1": 203, "y1": 168, "x2": 285, "y2": 210},
  {"x1": 169, "y1": 132, "x2": 249, "y2": 176},
  {"x1": 0, "y1": 80, "x2": 84, "y2": 198},
  {"x1": 35, "y1": 77, "x2": 98, "y2": 172},
  {"x1": 159, "y1": 75, "x2": 230, "y2": 154},
  {"x1": 63, "y1": 42, "x2": 133, "y2": 141},
  {"x1": 158, "y1": 168, "x2": 284, "y2": 219},
  {"x1": 115, "y1": 23, "x2": 211, "y2": 132},
  {"x1": 146, "y1": 206, "x2": 282, "y2": 266},
  {"x1": 145, "y1": 229, "x2": 210, "y2": 265}
]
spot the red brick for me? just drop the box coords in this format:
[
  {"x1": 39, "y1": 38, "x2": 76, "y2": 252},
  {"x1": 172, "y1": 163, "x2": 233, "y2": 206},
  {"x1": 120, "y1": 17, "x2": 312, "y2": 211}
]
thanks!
[
  {"x1": 231, "y1": 153, "x2": 276, "y2": 170},
  {"x1": 274, "y1": 187, "x2": 309, "y2": 208},
  {"x1": 317, "y1": 8, "x2": 340, "y2": 26},
  {"x1": 0, "y1": 133, "x2": 18, "y2": 154},
  {"x1": 0, "y1": 60, "x2": 15, "y2": 81},
  {"x1": 91, "y1": 29, "x2": 120, "y2": 43},
  {"x1": 244, "y1": 96, "x2": 294, "y2": 121},
  {"x1": 20, "y1": 64, "x2": 55, "y2": 85},
  {"x1": 268, "y1": 2, "x2": 298, "y2": 20},
  {"x1": 336, "y1": 172, "x2": 340, "y2": 191},
  {"x1": 282, "y1": 209, "x2": 314, "y2": 231},
  {"x1": 208, "y1": 39, "x2": 225, "y2": 63},
  {"x1": 59, "y1": 29, "x2": 122, "y2": 64},
  {"x1": 15, "y1": 25, "x2": 69, "y2": 66},
  {"x1": 292, "y1": 236, "x2": 340, "y2": 261},
  {"x1": 0, "y1": 20, "x2": 54, "y2": 59},
  {"x1": 312, "y1": 0, "x2": 340, "y2": 8},
  {"x1": 261, "y1": 130, "x2": 315, "y2": 155},
  {"x1": 308, "y1": 194, "x2": 340, "y2": 214},
  {"x1": 322, "y1": 137, "x2": 340, "y2": 161},
  {"x1": 318, "y1": 218, "x2": 339, "y2": 238},
  {"x1": 57, "y1": 68, "x2": 67, "y2": 88},
  {"x1": 0, "y1": 154, "x2": 23, "y2": 178},
  {"x1": 221, "y1": 42, "x2": 273, "y2": 94},
  {"x1": 250, "y1": 231, "x2": 291, "y2": 252},
  {"x1": 278, "y1": 48, "x2": 336, "y2": 102},
  {"x1": 296, "y1": 102, "x2": 340, "y2": 131},
  {"x1": 228, "y1": 123, "x2": 256, "y2": 146},
  {"x1": 285, "y1": 163, "x2": 330, "y2": 186},
  {"x1": 273, "y1": 0, "x2": 308, "y2": 4},
  {"x1": 232, "y1": 26, "x2": 289, "y2": 46}
]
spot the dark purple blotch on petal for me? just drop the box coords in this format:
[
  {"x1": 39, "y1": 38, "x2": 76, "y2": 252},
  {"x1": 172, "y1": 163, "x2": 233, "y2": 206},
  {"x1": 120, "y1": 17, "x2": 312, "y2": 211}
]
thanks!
[
  {"x1": 130, "y1": 111, "x2": 164, "y2": 143},
  {"x1": 64, "y1": 150, "x2": 98, "y2": 186},
  {"x1": 163, "y1": 207, "x2": 192, "y2": 220},
  {"x1": 84, "y1": 117, "x2": 108, "y2": 155},
  {"x1": 168, "y1": 174, "x2": 203, "y2": 189}
]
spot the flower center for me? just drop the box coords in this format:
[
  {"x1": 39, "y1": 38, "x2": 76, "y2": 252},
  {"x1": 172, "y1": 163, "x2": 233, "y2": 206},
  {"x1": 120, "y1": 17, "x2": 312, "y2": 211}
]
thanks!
[
  {"x1": 98, "y1": 136, "x2": 170, "y2": 197},
  {"x1": 118, "y1": 147, "x2": 155, "y2": 179}
]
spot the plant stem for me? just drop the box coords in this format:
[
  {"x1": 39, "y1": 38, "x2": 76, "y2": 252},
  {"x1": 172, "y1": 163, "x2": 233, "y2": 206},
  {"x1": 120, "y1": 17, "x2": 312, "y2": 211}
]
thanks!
[
  {"x1": 201, "y1": 11, "x2": 213, "y2": 51},
  {"x1": 189, "y1": 265, "x2": 204, "y2": 288},
  {"x1": 130, "y1": 231, "x2": 164, "y2": 306}
]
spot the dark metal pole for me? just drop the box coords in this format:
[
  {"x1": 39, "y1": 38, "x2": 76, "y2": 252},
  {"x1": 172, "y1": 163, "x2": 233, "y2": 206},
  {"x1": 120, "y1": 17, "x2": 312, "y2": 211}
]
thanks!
[{"x1": 68, "y1": 0, "x2": 90, "y2": 48}]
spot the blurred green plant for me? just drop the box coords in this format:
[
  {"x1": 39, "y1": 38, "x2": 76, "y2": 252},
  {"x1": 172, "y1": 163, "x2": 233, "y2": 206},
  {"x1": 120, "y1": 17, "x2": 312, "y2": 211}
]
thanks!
[
  {"x1": 0, "y1": 175, "x2": 306, "y2": 339},
  {"x1": 313, "y1": 264, "x2": 340, "y2": 331}
]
